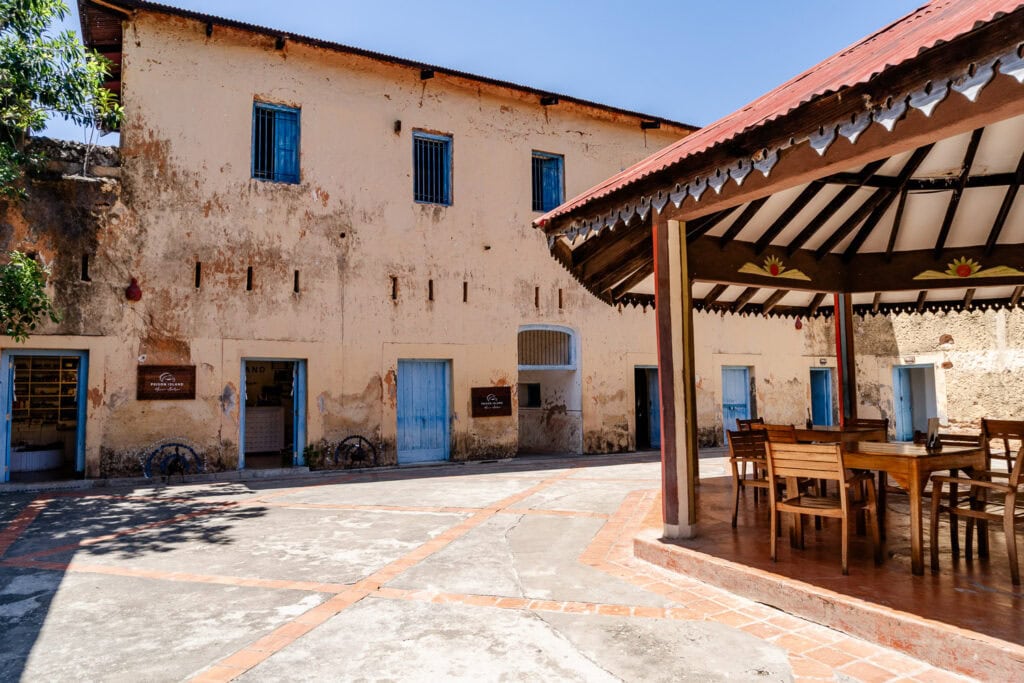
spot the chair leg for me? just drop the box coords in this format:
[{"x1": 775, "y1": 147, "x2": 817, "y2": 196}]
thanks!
[
  {"x1": 948, "y1": 476, "x2": 960, "y2": 558},
  {"x1": 930, "y1": 482, "x2": 941, "y2": 572},
  {"x1": 841, "y1": 512, "x2": 849, "y2": 575},
  {"x1": 1006, "y1": 505, "x2": 1020, "y2": 586},
  {"x1": 966, "y1": 517, "x2": 974, "y2": 561},
  {"x1": 866, "y1": 480, "x2": 882, "y2": 565},
  {"x1": 732, "y1": 481, "x2": 741, "y2": 528},
  {"x1": 770, "y1": 507, "x2": 778, "y2": 562}
]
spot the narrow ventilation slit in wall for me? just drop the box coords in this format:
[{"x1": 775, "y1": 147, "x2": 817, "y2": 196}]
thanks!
[
  {"x1": 194, "y1": 262, "x2": 202, "y2": 289},
  {"x1": 463, "y1": 281, "x2": 468, "y2": 303},
  {"x1": 80, "y1": 254, "x2": 91, "y2": 282},
  {"x1": 293, "y1": 270, "x2": 300, "y2": 293},
  {"x1": 428, "y1": 279, "x2": 434, "y2": 301},
  {"x1": 246, "y1": 266, "x2": 253, "y2": 291},
  {"x1": 391, "y1": 276, "x2": 398, "y2": 301},
  {"x1": 558, "y1": 288, "x2": 563, "y2": 309},
  {"x1": 534, "y1": 286, "x2": 540, "y2": 308}
]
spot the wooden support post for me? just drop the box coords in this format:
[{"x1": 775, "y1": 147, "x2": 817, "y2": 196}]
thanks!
[
  {"x1": 653, "y1": 216, "x2": 698, "y2": 538},
  {"x1": 834, "y1": 293, "x2": 858, "y2": 427}
]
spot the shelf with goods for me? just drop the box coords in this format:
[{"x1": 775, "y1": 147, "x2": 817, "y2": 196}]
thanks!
[{"x1": 12, "y1": 356, "x2": 81, "y2": 429}]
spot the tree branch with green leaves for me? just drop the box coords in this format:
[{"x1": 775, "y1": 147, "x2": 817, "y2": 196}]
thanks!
[{"x1": 1, "y1": 251, "x2": 61, "y2": 341}]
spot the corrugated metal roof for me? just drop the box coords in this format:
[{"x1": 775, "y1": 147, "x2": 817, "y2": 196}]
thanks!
[
  {"x1": 538, "y1": 0, "x2": 1024, "y2": 225},
  {"x1": 78, "y1": 0, "x2": 697, "y2": 131}
]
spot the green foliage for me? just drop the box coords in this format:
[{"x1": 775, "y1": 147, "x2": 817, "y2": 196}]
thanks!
[
  {"x1": 1, "y1": 0, "x2": 123, "y2": 197},
  {"x1": 0, "y1": 250, "x2": 60, "y2": 341}
]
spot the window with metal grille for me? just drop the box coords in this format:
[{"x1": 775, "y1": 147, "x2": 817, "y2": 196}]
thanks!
[
  {"x1": 532, "y1": 152, "x2": 563, "y2": 212},
  {"x1": 252, "y1": 102, "x2": 300, "y2": 184},
  {"x1": 413, "y1": 132, "x2": 452, "y2": 205},
  {"x1": 518, "y1": 328, "x2": 574, "y2": 368}
]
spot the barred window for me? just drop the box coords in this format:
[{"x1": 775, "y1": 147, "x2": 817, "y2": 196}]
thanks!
[
  {"x1": 413, "y1": 132, "x2": 452, "y2": 205},
  {"x1": 518, "y1": 328, "x2": 574, "y2": 368},
  {"x1": 252, "y1": 102, "x2": 300, "y2": 184},
  {"x1": 532, "y1": 152, "x2": 563, "y2": 212}
]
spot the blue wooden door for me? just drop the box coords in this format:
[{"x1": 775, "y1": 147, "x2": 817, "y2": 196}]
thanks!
[
  {"x1": 646, "y1": 368, "x2": 661, "y2": 449},
  {"x1": 0, "y1": 354, "x2": 13, "y2": 482},
  {"x1": 810, "y1": 368, "x2": 833, "y2": 426},
  {"x1": 397, "y1": 360, "x2": 450, "y2": 464},
  {"x1": 722, "y1": 367, "x2": 751, "y2": 437},
  {"x1": 893, "y1": 367, "x2": 914, "y2": 441}
]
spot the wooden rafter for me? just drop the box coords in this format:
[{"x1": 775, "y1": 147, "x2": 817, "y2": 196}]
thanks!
[
  {"x1": 572, "y1": 220, "x2": 647, "y2": 269},
  {"x1": 915, "y1": 290, "x2": 928, "y2": 314},
  {"x1": 884, "y1": 187, "x2": 909, "y2": 261},
  {"x1": 717, "y1": 197, "x2": 769, "y2": 249},
  {"x1": 807, "y1": 292, "x2": 826, "y2": 316},
  {"x1": 577, "y1": 226, "x2": 650, "y2": 279},
  {"x1": 786, "y1": 159, "x2": 887, "y2": 255},
  {"x1": 685, "y1": 209, "x2": 732, "y2": 242},
  {"x1": 934, "y1": 128, "x2": 985, "y2": 257},
  {"x1": 984, "y1": 147, "x2": 1024, "y2": 255},
  {"x1": 963, "y1": 288, "x2": 976, "y2": 309},
  {"x1": 703, "y1": 283, "x2": 728, "y2": 307},
  {"x1": 591, "y1": 242, "x2": 651, "y2": 292},
  {"x1": 824, "y1": 172, "x2": 1017, "y2": 191},
  {"x1": 610, "y1": 258, "x2": 654, "y2": 301},
  {"x1": 754, "y1": 182, "x2": 825, "y2": 255},
  {"x1": 816, "y1": 144, "x2": 933, "y2": 260},
  {"x1": 762, "y1": 289, "x2": 789, "y2": 314},
  {"x1": 1012, "y1": 286, "x2": 1024, "y2": 307},
  {"x1": 872, "y1": 292, "x2": 881, "y2": 314},
  {"x1": 733, "y1": 287, "x2": 759, "y2": 313}
]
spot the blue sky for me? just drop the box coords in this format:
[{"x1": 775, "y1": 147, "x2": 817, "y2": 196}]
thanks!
[{"x1": 45, "y1": 0, "x2": 924, "y2": 140}]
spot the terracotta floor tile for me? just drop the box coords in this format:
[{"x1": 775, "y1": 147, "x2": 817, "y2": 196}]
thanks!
[
  {"x1": 840, "y1": 659, "x2": 903, "y2": 683},
  {"x1": 868, "y1": 650, "x2": 930, "y2": 677},
  {"x1": 711, "y1": 609, "x2": 756, "y2": 628},
  {"x1": 789, "y1": 655, "x2": 836, "y2": 678},
  {"x1": 631, "y1": 605, "x2": 666, "y2": 619},
  {"x1": 495, "y1": 597, "x2": 529, "y2": 609},
  {"x1": 805, "y1": 646, "x2": 857, "y2": 668},
  {"x1": 833, "y1": 637, "x2": 885, "y2": 659},
  {"x1": 190, "y1": 665, "x2": 243, "y2": 683},
  {"x1": 560, "y1": 602, "x2": 597, "y2": 614},
  {"x1": 596, "y1": 604, "x2": 632, "y2": 617},
  {"x1": 774, "y1": 633, "x2": 827, "y2": 656},
  {"x1": 908, "y1": 669, "x2": 971, "y2": 683},
  {"x1": 741, "y1": 621, "x2": 786, "y2": 640},
  {"x1": 218, "y1": 649, "x2": 267, "y2": 671}
]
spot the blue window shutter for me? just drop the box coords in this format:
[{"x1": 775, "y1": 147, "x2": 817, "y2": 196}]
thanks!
[
  {"x1": 275, "y1": 109, "x2": 299, "y2": 183},
  {"x1": 542, "y1": 157, "x2": 562, "y2": 211}
]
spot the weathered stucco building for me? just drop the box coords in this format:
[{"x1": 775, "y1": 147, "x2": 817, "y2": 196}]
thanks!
[{"x1": 1, "y1": 0, "x2": 697, "y2": 480}]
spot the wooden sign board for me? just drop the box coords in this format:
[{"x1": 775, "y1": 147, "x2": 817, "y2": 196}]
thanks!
[
  {"x1": 137, "y1": 365, "x2": 196, "y2": 400},
  {"x1": 471, "y1": 386, "x2": 512, "y2": 417}
]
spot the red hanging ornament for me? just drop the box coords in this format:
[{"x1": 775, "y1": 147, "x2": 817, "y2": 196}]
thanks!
[{"x1": 125, "y1": 277, "x2": 142, "y2": 302}]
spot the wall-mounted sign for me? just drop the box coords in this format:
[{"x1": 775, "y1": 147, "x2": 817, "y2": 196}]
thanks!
[
  {"x1": 137, "y1": 365, "x2": 196, "y2": 400},
  {"x1": 471, "y1": 386, "x2": 512, "y2": 417}
]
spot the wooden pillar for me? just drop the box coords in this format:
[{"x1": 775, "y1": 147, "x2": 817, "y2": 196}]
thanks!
[
  {"x1": 833, "y1": 293, "x2": 858, "y2": 427},
  {"x1": 653, "y1": 216, "x2": 698, "y2": 538}
]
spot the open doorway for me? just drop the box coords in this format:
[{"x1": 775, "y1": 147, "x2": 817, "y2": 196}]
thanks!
[
  {"x1": 893, "y1": 364, "x2": 937, "y2": 441},
  {"x1": 634, "y1": 366, "x2": 660, "y2": 450},
  {"x1": 240, "y1": 359, "x2": 306, "y2": 469},
  {"x1": 1, "y1": 351, "x2": 88, "y2": 483}
]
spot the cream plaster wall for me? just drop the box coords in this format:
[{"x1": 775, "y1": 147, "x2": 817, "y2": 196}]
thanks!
[{"x1": 3, "y1": 10, "x2": 687, "y2": 475}]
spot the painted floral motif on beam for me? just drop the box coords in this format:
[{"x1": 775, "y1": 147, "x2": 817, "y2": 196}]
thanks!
[
  {"x1": 913, "y1": 257, "x2": 1024, "y2": 280},
  {"x1": 738, "y1": 255, "x2": 811, "y2": 281}
]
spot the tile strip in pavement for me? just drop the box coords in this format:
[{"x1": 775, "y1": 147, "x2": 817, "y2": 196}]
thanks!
[{"x1": 0, "y1": 494, "x2": 52, "y2": 557}]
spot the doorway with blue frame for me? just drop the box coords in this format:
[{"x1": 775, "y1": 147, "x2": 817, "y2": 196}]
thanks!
[
  {"x1": 0, "y1": 350, "x2": 88, "y2": 483},
  {"x1": 239, "y1": 358, "x2": 307, "y2": 469},
  {"x1": 634, "y1": 366, "x2": 661, "y2": 450},
  {"x1": 721, "y1": 366, "x2": 753, "y2": 442}
]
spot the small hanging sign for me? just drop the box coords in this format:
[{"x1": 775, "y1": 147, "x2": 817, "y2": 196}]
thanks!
[
  {"x1": 137, "y1": 365, "x2": 196, "y2": 400},
  {"x1": 471, "y1": 386, "x2": 512, "y2": 417}
]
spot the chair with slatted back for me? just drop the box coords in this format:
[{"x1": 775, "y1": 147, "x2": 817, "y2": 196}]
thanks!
[
  {"x1": 913, "y1": 430, "x2": 982, "y2": 448},
  {"x1": 982, "y1": 419, "x2": 1024, "y2": 476},
  {"x1": 765, "y1": 442, "x2": 881, "y2": 574},
  {"x1": 751, "y1": 423, "x2": 798, "y2": 444},
  {"x1": 727, "y1": 429, "x2": 770, "y2": 528},
  {"x1": 914, "y1": 430, "x2": 981, "y2": 555},
  {"x1": 847, "y1": 417, "x2": 889, "y2": 441},
  {"x1": 736, "y1": 417, "x2": 765, "y2": 432},
  {"x1": 931, "y1": 444, "x2": 1024, "y2": 584}
]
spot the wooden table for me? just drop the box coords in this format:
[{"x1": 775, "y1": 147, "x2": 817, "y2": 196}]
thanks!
[
  {"x1": 795, "y1": 425, "x2": 887, "y2": 444},
  {"x1": 842, "y1": 441, "x2": 986, "y2": 575}
]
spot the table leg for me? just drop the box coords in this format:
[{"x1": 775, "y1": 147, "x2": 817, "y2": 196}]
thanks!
[
  {"x1": 877, "y1": 471, "x2": 887, "y2": 540},
  {"x1": 948, "y1": 469, "x2": 960, "y2": 558},
  {"x1": 909, "y1": 470, "x2": 926, "y2": 575}
]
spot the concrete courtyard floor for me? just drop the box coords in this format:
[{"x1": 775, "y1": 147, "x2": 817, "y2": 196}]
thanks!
[{"x1": 0, "y1": 453, "x2": 971, "y2": 682}]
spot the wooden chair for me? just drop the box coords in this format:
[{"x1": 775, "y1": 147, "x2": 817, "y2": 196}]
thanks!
[
  {"x1": 766, "y1": 442, "x2": 881, "y2": 574},
  {"x1": 847, "y1": 417, "x2": 889, "y2": 441},
  {"x1": 914, "y1": 430, "x2": 981, "y2": 555},
  {"x1": 736, "y1": 417, "x2": 765, "y2": 431},
  {"x1": 982, "y1": 419, "x2": 1024, "y2": 475},
  {"x1": 727, "y1": 429, "x2": 770, "y2": 528},
  {"x1": 930, "y1": 444, "x2": 1024, "y2": 584},
  {"x1": 751, "y1": 423, "x2": 797, "y2": 444},
  {"x1": 913, "y1": 430, "x2": 982, "y2": 448}
]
